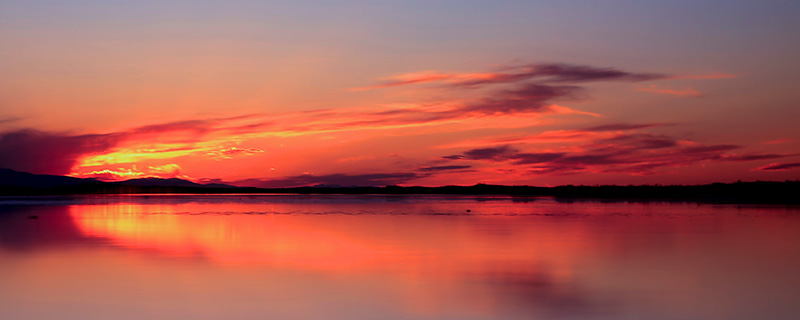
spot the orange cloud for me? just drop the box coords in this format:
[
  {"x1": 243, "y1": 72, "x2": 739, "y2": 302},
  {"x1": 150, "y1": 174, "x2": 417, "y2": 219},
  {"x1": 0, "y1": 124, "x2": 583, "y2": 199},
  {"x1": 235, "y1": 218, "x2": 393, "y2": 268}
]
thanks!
[
  {"x1": 637, "y1": 85, "x2": 703, "y2": 97},
  {"x1": 206, "y1": 147, "x2": 265, "y2": 160},
  {"x1": 69, "y1": 163, "x2": 188, "y2": 181},
  {"x1": 350, "y1": 71, "x2": 454, "y2": 91}
]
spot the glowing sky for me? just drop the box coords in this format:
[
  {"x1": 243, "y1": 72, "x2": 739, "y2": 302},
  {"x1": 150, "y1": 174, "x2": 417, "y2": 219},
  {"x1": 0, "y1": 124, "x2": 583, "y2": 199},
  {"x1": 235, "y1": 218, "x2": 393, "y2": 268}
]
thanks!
[{"x1": 1, "y1": 0, "x2": 799, "y2": 186}]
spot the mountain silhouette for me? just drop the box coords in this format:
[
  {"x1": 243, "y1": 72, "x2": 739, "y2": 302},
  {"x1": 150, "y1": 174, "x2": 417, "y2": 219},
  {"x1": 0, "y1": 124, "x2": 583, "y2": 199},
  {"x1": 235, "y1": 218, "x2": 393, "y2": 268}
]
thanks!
[
  {"x1": 0, "y1": 168, "x2": 237, "y2": 190},
  {"x1": 0, "y1": 168, "x2": 798, "y2": 204},
  {"x1": 0, "y1": 168, "x2": 99, "y2": 188},
  {"x1": 117, "y1": 178, "x2": 211, "y2": 188}
]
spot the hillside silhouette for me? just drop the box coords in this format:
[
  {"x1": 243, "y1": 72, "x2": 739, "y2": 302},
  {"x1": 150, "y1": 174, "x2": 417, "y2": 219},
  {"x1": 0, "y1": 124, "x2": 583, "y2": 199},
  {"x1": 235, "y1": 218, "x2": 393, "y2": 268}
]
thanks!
[{"x1": 0, "y1": 168, "x2": 798, "y2": 204}]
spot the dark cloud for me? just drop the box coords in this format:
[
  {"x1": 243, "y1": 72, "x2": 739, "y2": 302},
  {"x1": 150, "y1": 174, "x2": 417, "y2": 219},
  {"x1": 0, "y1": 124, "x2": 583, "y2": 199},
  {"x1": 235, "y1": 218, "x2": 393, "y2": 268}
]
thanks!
[
  {"x1": 463, "y1": 83, "x2": 583, "y2": 114},
  {"x1": 599, "y1": 133, "x2": 678, "y2": 149},
  {"x1": 510, "y1": 153, "x2": 566, "y2": 164},
  {"x1": 443, "y1": 124, "x2": 794, "y2": 176},
  {"x1": 722, "y1": 154, "x2": 792, "y2": 162},
  {"x1": 442, "y1": 155, "x2": 465, "y2": 160},
  {"x1": 636, "y1": 137, "x2": 679, "y2": 149},
  {"x1": 365, "y1": 63, "x2": 667, "y2": 90},
  {"x1": 0, "y1": 129, "x2": 120, "y2": 175},
  {"x1": 758, "y1": 162, "x2": 800, "y2": 171},
  {"x1": 527, "y1": 63, "x2": 665, "y2": 83},
  {"x1": 288, "y1": 83, "x2": 585, "y2": 134},
  {"x1": 462, "y1": 145, "x2": 519, "y2": 161},
  {"x1": 129, "y1": 120, "x2": 214, "y2": 135},
  {"x1": 0, "y1": 115, "x2": 269, "y2": 175},
  {"x1": 416, "y1": 165, "x2": 472, "y2": 172},
  {"x1": 339, "y1": 63, "x2": 667, "y2": 128},
  {"x1": 556, "y1": 154, "x2": 632, "y2": 166},
  {"x1": 528, "y1": 164, "x2": 587, "y2": 175}
]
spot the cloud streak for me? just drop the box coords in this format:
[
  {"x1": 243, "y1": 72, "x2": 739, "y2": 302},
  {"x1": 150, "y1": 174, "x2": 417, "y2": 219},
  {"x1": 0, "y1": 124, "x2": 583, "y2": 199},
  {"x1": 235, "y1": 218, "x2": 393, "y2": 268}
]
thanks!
[
  {"x1": 637, "y1": 85, "x2": 703, "y2": 97},
  {"x1": 206, "y1": 147, "x2": 265, "y2": 160},
  {"x1": 757, "y1": 162, "x2": 800, "y2": 171},
  {"x1": 442, "y1": 124, "x2": 797, "y2": 176},
  {"x1": 355, "y1": 63, "x2": 666, "y2": 90},
  {"x1": 288, "y1": 62, "x2": 664, "y2": 135},
  {"x1": 416, "y1": 165, "x2": 473, "y2": 172}
]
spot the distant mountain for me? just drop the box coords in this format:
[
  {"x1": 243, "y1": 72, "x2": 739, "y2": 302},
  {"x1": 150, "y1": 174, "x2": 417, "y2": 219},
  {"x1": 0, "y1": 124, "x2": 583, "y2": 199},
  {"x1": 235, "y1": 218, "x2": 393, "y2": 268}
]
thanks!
[
  {"x1": 0, "y1": 168, "x2": 100, "y2": 188},
  {"x1": 1, "y1": 168, "x2": 798, "y2": 204},
  {"x1": 116, "y1": 178, "x2": 203, "y2": 188},
  {"x1": 116, "y1": 177, "x2": 238, "y2": 188},
  {"x1": 0, "y1": 168, "x2": 239, "y2": 191}
]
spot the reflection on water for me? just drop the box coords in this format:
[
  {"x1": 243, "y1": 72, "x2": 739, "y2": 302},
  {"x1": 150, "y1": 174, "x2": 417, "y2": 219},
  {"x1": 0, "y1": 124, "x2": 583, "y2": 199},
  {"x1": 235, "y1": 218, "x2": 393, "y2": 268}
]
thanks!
[{"x1": 1, "y1": 195, "x2": 799, "y2": 320}]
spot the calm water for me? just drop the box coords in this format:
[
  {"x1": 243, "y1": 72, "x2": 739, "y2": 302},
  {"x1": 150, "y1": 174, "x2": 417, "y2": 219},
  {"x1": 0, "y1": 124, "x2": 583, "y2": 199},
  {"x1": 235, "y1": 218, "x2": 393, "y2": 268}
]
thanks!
[{"x1": 1, "y1": 195, "x2": 799, "y2": 320}]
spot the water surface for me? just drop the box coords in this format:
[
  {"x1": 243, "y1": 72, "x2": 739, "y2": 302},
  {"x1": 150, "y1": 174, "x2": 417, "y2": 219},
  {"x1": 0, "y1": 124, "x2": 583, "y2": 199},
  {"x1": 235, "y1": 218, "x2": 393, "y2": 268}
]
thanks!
[{"x1": 1, "y1": 195, "x2": 799, "y2": 319}]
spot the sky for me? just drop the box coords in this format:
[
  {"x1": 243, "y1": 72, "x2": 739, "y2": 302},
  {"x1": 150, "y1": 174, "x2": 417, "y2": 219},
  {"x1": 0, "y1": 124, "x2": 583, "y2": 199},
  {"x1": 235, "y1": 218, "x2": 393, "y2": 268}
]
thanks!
[{"x1": 1, "y1": 0, "x2": 799, "y2": 187}]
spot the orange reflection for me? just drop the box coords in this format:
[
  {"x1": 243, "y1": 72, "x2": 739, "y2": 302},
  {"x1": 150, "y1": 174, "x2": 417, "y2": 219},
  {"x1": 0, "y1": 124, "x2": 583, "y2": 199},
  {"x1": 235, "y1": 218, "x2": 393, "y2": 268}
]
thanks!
[
  {"x1": 68, "y1": 200, "x2": 602, "y2": 317},
  {"x1": 13, "y1": 200, "x2": 800, "y2": 320},
  {"x1": 68, "y1": 201, "x2": 586, "y2": 278}
]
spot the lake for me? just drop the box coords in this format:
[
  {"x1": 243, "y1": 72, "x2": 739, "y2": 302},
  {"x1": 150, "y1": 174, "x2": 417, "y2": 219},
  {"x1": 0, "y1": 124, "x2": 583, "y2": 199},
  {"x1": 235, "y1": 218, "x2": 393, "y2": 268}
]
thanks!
[{"x1": 1, "y1": 195, "x2": 799, "y2": 320}]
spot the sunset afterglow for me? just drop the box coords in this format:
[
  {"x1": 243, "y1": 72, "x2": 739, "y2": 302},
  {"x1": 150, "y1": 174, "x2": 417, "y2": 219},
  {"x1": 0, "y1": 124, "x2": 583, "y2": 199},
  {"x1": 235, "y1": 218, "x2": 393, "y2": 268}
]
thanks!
[
  {"x1": 1, "y1": 1, "x2": 798, "y2": 186},
  {"x1": 3, "y1": 3, "x2": 800, "y2": 320}
]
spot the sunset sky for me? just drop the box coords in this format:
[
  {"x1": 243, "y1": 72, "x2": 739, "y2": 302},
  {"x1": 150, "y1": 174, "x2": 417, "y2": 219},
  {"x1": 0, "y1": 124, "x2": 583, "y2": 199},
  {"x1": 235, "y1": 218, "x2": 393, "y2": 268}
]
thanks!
[{"x1": 1, "y1": 0, "x2": 798, "y2": 187}]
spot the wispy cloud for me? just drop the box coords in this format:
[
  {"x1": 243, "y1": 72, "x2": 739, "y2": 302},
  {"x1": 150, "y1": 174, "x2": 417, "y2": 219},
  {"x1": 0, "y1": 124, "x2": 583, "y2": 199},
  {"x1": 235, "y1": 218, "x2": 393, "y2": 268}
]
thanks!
[
  {"x1": 206, "y1": 147, "x2": 265, "y2": 160},
  {"x1": 354, "y1": 63, "x2": 666, "y2": 91},
  {"x1": 416, "y1": 165, "x2": 473, "y2": 172},
  {"x1": 757, "y1": 162, "x2": 800, "y2": 171},
  {"x1": 637, "y1": 85, "x2": 703, "y2": 97},
  {"x1": 288, "y1": 63, "x2": 663, "y2": 136},
  {"x1": 441, "y1": 123, "x2": 668, "y2": 149},
  {"x1": 440, "y1": 124, "x2": 797, "y2": 176},
  {"x1": 0, "y1": 117, "x2": 23, "y2": 125},
  {"x1": 763, "y1": 139, "x2": 792, "y2": 144}
]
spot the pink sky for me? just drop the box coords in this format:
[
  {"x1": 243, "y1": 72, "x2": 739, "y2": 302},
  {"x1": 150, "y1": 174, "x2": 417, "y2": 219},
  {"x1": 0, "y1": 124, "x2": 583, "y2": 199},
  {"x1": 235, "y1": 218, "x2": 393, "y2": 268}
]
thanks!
[{"x1": 1, "y1": 1, "x2": 798, "y2": 186}]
